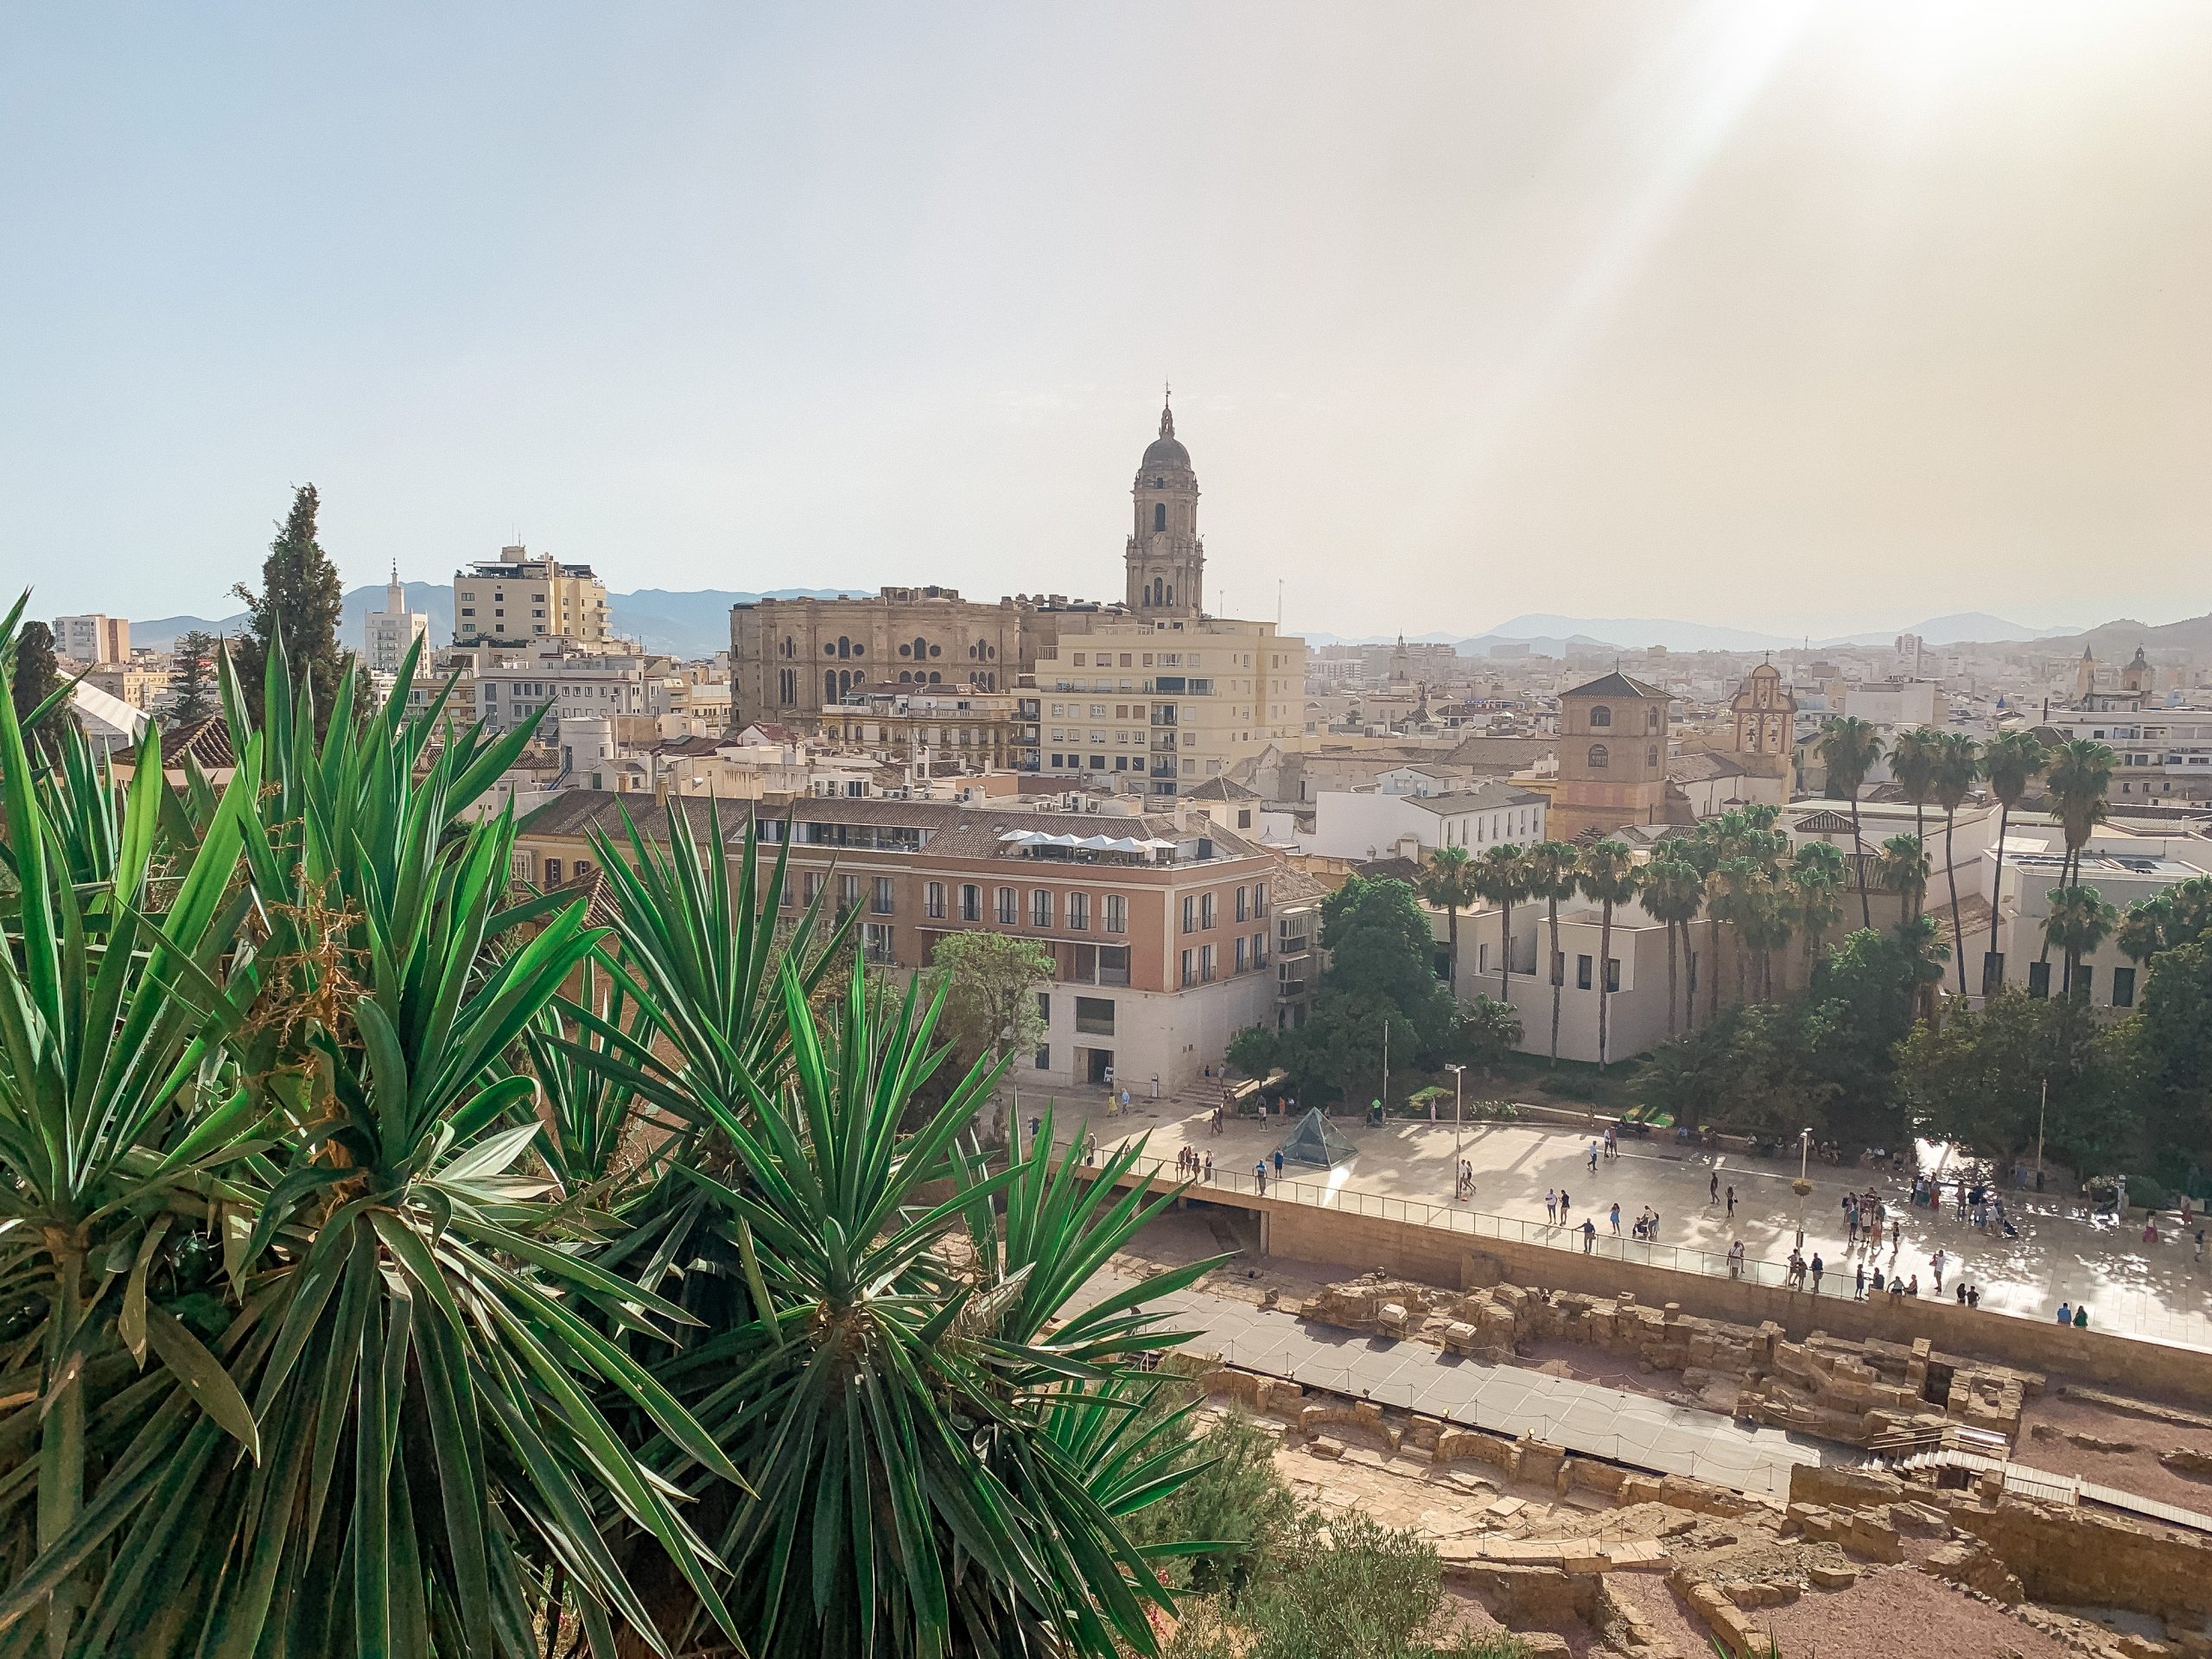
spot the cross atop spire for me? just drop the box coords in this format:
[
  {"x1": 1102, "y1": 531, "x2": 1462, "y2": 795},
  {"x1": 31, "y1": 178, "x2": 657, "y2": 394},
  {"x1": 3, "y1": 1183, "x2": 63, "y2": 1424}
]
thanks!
[{"x1": 1160, "y1": 383, "x2": 1174, "y2": 439}]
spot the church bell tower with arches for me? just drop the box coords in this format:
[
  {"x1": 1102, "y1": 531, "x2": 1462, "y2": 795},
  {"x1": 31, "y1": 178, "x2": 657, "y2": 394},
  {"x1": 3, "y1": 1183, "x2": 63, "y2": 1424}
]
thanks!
[{"x1": 1125, "y1": 391, "x2": 1205, "y2": 619}]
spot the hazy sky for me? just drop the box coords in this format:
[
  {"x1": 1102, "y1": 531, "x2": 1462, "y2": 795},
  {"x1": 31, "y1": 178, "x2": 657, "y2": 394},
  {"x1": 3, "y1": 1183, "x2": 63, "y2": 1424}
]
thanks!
[{"x1": 5, "y1": 3, "x2": 2209, "y2": 638}]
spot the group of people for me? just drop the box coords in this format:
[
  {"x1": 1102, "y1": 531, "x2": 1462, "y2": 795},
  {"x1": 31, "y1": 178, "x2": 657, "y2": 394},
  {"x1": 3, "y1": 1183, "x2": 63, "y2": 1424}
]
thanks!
[
  {"x1": 1454, "y1": 1160, "x2": 1475, "y2": 1202},
  {"x1": 1543, "y1": 1186, "x2": 1575, "y2": 1224},
  {"x1": 1173, "y1": 1145, "x2": 1213, "y2": 1183}
]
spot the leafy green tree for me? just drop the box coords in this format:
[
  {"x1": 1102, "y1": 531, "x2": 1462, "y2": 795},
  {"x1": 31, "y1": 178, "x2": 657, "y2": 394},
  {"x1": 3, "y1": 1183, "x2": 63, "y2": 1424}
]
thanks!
[
  {"x1": 934, "y1": 929, "x2": 1054, "y2": 1065},
  {"x1": 1520, "y1": 841, "x2": 1581, "y2": 1064},
  {"x1": 1816, "y1": 715, "x2": 1885, "y2": 928},
  {"x1": 1167, "y1": 1513, "x2": 1526, "y2": 1659},
  {"x1": 1452, "y1": 995, "x2": 1523, "y2": 1077},
  {"x1": 1897, "y1": 989, "x2": 2133, "y2": 1170},
  {"x1": 2140, "y1": 938, "x2": 2212, "y2": 1172},
  {"x1": 165, "y1": 627, "x2": 219, "y2": 726},
  {"x1": 230, "y1": 481, "x2": 346, "y2": 731},
  {"x1": 1315, "y1": 875, "x2": 1459, "y2": 1045},
  {"x1": 1982, "y1": 728, "x2": 2050, "y2": 987},
  {"x1": 1128, "y1": 1406, "x2": 1297, "y2": 1595},
  {"x1": 1790, "y1": 842, "x2": 1847, "y2": 977},
  {"x1": 1416, "y1": 843, "x2": 1478, "y2": 991}
]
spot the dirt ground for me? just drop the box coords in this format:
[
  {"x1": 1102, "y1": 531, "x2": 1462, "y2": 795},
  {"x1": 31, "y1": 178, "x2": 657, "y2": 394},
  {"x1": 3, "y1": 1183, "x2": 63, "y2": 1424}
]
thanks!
[{"x1": 2015, "y1": 1392, "x2": 2212, "y2": 1517}]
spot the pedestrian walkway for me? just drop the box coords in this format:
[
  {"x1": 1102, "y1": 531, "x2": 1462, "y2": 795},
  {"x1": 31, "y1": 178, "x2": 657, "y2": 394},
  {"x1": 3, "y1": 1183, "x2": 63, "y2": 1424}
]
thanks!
[
  {"x1": 1051, "y1": 1103, "x2": 2212, "y2": 1351},
  {"x1": 1095, "y1": 1270, "x2": 1820, "y2": 1499}
]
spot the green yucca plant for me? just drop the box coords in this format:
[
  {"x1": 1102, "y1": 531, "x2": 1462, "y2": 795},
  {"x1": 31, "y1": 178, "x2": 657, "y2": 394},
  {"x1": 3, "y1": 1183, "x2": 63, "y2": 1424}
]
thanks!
[{"x1": 2, "y1": 592, "x2": 1218, "y2": 1659}]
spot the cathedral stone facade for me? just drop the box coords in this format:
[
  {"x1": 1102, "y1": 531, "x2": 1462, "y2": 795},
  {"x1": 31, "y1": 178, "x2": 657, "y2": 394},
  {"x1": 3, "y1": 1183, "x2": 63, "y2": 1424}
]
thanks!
[{"x1": 1547, "y1": 671, "x2": 1675, "y2": 842}]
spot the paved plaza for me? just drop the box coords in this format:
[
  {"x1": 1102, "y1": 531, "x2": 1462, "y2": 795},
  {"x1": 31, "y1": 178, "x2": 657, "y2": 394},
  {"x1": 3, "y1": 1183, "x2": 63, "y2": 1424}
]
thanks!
[
  {"x1": 1036, "y1": 1084, "x2": 2212, "y2": 1351},
  {"x1": 1080, "y1": 1269, "x2": 1820, "y2": 1498}
]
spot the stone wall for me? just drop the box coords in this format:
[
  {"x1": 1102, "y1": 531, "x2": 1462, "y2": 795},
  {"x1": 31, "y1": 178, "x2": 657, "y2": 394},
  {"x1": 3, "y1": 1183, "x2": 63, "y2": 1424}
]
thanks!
[
  {"x1": 1255, "y1": 1199, "x2": 2212, "y2": 1408},
  {"x1": 1297, "y1": 1269, "x2": 2035, "y2": 1446}
]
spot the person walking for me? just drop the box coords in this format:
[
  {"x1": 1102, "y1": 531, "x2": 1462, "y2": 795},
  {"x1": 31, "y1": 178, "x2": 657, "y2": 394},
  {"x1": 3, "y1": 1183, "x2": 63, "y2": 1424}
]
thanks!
[
  {"x1": 1559, "y1": 1187, "x2": 1571, "y2": 1224},
  {"x1": 1710, "y1": 1171, "x2": 1720, "y2": 1204},
  {"x1": 1255, "y1": 1161, "x2": 1267, "y2": 1197},
  {"x1": 1930, "y1": 1249, "x2": 1946, "y2": 1294},
  {"x1": 1589, "y1": 1141, "x2": 1600, "y2": 1174},
  {"x1": 1855, "y1": 1261, "x2": 1866, "y2": 1300},
  {"x1": 1582, "y1": 1217, "x2": 1597, "y2": 1254},
  {"x1": 1274, "y1": 1148, "x2": 1285, "y2": 1180},
  {"x1": 1204, "y1": 1151, "x2": 1213, "y2": 1182},
  {"x1": 1546, "y1": 1188, "x2": 1558, "y2": 1224},
  {"x1": 1726, "y1": 1185, "x2": 1737, "y2": 1218},
  {"x1": 1610, "y1": 1202, "x2": 1622, "y2": 1236},
  {"x1": 1810, "y1": 1252, "x2": 1824, "y2": 1294}
]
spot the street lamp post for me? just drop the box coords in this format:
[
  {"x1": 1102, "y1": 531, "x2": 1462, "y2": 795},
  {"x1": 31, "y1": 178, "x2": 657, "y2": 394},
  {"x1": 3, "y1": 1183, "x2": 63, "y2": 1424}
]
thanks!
[
  {"x1": 1446, "y1": 1063, "x2": 1466, "y2": 1199},
  {"x1": 1794, "y1": 1126, "x2": 1814, "y2": 1247},
  {"x1": 2037, "y1": 1076, "x2": 2048, "y2": 1179}
]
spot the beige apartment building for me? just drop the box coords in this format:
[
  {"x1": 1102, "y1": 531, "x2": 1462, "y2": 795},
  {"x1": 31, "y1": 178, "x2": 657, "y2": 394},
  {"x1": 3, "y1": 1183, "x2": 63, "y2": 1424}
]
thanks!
[
  {"x1": 513, "y1": 791, "x2": 1321, "y2": 1089},
  {"x1": 453, "y1": 547, "x2": 610, "y2": 646}
]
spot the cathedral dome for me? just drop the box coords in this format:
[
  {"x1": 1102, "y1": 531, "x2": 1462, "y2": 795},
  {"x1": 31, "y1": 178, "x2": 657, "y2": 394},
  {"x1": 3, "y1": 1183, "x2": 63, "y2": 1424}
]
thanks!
[{"x1": 1140, "y1": 394, "x2": 1192, "y2": 471}]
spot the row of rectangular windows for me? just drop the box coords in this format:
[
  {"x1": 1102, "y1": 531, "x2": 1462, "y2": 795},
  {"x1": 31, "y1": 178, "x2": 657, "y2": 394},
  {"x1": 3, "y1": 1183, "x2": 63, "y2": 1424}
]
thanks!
[{"x1": 1178, "y1": 934, "x2": 1273, "y2": 986}]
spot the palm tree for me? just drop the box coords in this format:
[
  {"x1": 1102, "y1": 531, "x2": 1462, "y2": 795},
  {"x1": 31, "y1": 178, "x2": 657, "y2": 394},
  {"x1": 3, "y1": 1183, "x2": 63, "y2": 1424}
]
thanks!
[
  {"x1": 1578, "y1": 841, "x2": 1639, "y2": 1070},
  {"x1": 1712, "y1": 855, "x2": 1760, "y2": 1002},
  {"x1": 1817, "y1": 715, "x2": 1885, "y2": 929},
  {"x1": 1675, "y1": 824, "x2": 1725, "y2": 1026},
  {"x1": 1877, "y1": 832, "x2": 1931, "y2": 921},
  {"x1": 1890, "y1": 725, "x2": 1942, "y2": 845},
  {"x1": 1896, "y1": 912, "x2": 1952, "y2": 1025},
  {"x1": 1418, "y1": 842, "x2": 1481, "y2": 992},
  {"x1": 1638, "y1": 855, "x2": 1705, "y2": 1034},
  {"x1": 2045, "y1": 738, "x2": 2116, "y2": 889},
  {"x1": 2116, "y1": 897, "x2": 2171, "y2": 975},
  {"x1": 1473, "y1": 842, "x2": 1529, "y2": 1004},
  {"x1": 1930, "y1": 731, "x2": 1981, "y2": 998},
  {"x1": 1792, "y1": 860, "x2": 1845, "y2": 980},
  {"x1": 2044, "y1": 884, "x2": 2119, "y2": 999},
  {"x1": 1981, "y1": 728, "x2": 2050, "y2": 991},
  {"x1": 1521, "y1": 840, "x2": 1582, "y2": 1065}
]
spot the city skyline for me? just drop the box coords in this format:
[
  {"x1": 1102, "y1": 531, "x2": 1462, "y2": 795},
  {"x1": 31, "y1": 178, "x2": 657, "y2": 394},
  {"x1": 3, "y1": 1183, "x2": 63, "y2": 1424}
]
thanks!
[{"x1": 6, "y1": 5, "x2": 2209, "y2": 635}]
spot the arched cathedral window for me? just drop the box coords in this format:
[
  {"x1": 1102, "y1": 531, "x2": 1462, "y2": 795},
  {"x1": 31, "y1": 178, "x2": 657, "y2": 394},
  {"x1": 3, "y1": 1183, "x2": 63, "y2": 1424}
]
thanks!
[
  {"x1": 1589, "y1": 705, "x2": 1612, "y2": 728},
  {"x1": 1587, "y1": 743, "x2": 1610, "y2": 769}
]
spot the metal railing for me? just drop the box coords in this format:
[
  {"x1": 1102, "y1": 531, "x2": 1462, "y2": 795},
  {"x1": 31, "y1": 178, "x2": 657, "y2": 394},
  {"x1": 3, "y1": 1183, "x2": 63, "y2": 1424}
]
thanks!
[{"x1": 1116, "y1": 1150, "x2": 1904, "y2": 1302}]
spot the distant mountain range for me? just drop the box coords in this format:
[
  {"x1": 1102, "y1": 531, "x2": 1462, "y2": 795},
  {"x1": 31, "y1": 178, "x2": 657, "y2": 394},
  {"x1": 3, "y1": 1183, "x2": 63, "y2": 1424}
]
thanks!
[
  {"x1": 124, "y1": 591, "x2": 2211, "y2": 666},
  {"x1": 1298, "y1": 611, "x2": 2086, "y2": 655},
  {"x1": 135, "y1": 584, "x2": 865, "y2": 660}
]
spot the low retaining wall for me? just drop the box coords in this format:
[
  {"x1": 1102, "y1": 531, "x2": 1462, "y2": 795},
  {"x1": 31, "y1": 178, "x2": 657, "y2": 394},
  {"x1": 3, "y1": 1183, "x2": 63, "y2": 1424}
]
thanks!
[{"x1": 1246, "y1": 1198, "x2": 2212, "y2": 1410}]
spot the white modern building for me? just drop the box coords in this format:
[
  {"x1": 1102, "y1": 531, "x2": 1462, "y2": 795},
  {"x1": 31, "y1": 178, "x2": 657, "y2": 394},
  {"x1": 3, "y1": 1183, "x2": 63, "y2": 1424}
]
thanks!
[
  {"x1": 52, "y1": 614, "x2": 128, "y2": 665},
  {"x1": 1309, "y1": 780, "x2": 1547, "y2": 863},
  {"x1": 363, "y1": 568, "x2": 429, "y2": 676}
]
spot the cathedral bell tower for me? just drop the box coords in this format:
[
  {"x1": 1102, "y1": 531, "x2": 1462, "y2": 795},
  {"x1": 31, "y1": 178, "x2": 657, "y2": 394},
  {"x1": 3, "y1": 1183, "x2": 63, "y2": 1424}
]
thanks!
[{"x1": 1126, "y1": 391, "x2": 1204, "y2": 618}]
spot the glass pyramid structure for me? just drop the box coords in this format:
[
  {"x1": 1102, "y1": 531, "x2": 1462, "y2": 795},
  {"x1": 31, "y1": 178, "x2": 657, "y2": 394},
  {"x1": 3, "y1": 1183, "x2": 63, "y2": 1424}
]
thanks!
[{"x1": 1276, "y1": 1107, "x2": 1357, "y2": 1169}]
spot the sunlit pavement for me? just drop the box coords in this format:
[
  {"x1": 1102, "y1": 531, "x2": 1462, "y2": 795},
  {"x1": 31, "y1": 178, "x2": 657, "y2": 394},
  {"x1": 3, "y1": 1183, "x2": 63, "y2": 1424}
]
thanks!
[{"x1": 1030, "y1": 1085, "x2": 2212, "y2": 1351}]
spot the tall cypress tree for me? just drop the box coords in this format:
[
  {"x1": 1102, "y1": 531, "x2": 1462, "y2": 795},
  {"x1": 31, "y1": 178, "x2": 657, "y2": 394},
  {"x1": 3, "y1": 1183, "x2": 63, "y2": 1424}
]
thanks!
[
  {"x1": 232, "y1": 483, "x2": 346, "y2": 731},
  {"x1": 8, "y1": 620, "x2": 62, "y2": 753},
  {"x1": 166, "y1": 628, "x2": 219, "y2": 727}
]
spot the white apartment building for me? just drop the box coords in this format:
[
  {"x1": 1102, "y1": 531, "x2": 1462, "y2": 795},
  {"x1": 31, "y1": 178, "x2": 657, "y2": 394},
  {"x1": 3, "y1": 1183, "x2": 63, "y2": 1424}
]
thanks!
[
  {"x1": 364, "y1": 569, "x2": 429, "y2": 675},
  {"x1": 52, "y1": 614, "x2": 128, "y2": 665},
  {"x1": 1983, "y1": 822, "x2": 2212, "y2": 1007},
  {"x1": 479, "y1": 654, "x2": 650, "y2": 736},
  {"x1": 453, "y1": 547, "x2": 610, "y2": 647},
  {"x1": 1310, "y1": 781, "x2": 1547, "y2": 863},
  {"x1": 1838, "y1": 680, "x2": 1942, "y2": 727},
  {"x1": 1447, "y1": 897, "x2": 1672, "y2": 1067},
  {"x1": 2044, "y1": 705, "x2": 2212, "y2": 804}
]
